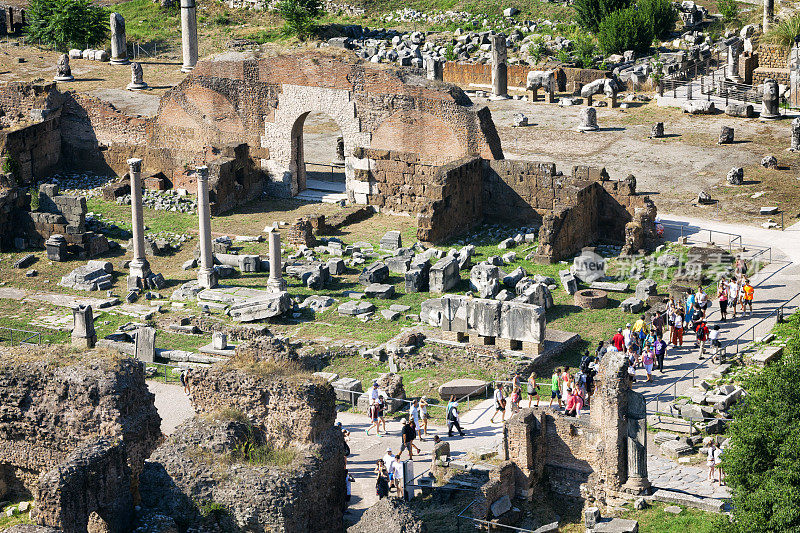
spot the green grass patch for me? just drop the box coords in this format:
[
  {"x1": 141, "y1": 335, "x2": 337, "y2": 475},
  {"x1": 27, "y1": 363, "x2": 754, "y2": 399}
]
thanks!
[{"x1": 618, "y1": 501, "x2": 726, "y2": 532}]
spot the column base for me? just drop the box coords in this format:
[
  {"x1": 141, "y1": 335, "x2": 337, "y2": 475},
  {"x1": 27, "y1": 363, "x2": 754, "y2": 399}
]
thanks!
[
  {"x1": 267, "y1": 277, "x2": 288, "y2": 293},
  {"x1": 489, "y1": 94, "x2": 511, "y2": 101},
  {"x1": 72, "y1": 335, "x2": 97, "y2": 349},
  {"x1": 110, "y1": 58, "x2": 130, "y2": 65},
  {"x1": 127, "y1": 82, "x2": 149, "y2": 91},
  {"x1": 53, "y1": 76, "x2": 74, "y2": 82},
  {"x1": 622, "y1": 476, "x2": 651, "y2": 494},
  {"x1": 181, "y1": 65, "x2": 195, "y2": 73},
  {"x1": 129, "y1": 259, "x2": 152, "y2": 281},
  {"x1": 198, "y1": 268, "x2": 218, "y2": 289}
]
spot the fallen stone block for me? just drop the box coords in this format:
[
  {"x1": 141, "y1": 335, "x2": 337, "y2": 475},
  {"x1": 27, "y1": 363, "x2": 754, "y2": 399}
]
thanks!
[
  {"x1": 338, "y1": 300, "x2": 376, "y2": 316},
  {"x1": 359, "y1": 262, "x2": 389, "y2": 284},
  {"x1": 621, "y1": 297, "x2": 644, "y2": 313},
  {"x1": 651, "y1": 488, "x2": 724, "y2": 513},
  {"x1": 364, "y1": 283, "x2": 395, "y2": 299},
  {"x1": 229, "y1": 292, "x2": 291, "y2": 322},
  {"x1": 430, "y1": 257, "x2": 460, "y2": 293},
  {"x1": 438, "y1": 378, "x2": 489, "y2": 399},
  {"x1": 559, "y1": 270, "x2": 577, "y2": 295},
  {"x1": 13, "y1": 254, "x2": 35, "y2": 269}
]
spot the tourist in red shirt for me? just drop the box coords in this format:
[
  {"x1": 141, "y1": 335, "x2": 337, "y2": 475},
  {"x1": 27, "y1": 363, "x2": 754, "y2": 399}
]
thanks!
[{"x1": 612, "y1": 328, "x2": 625, "y2": 352}]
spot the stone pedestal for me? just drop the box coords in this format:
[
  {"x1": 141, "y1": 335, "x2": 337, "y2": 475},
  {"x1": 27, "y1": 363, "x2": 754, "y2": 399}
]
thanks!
[
  {"x1": 127, "y1": 158, "x2": 152, "y2": 283},
  {"x1": 490, "y1": 34, "x2": 509, "y2": 100},
  {"x1": 135, "y1": 326, "x2": 156, "y2": 363},
  {"x1": 761, "y1": 78, "x2": 781, "y2": 120},
  {"x1": 651, "y1": 122, "x2": 664, "y2": 138},
  {"x1": 54, "y1": 54, "x2": 74, "y2": 82},
  {"x1": 196, "y1": 166, "x2": 218, "y2": 289},
  {"x1": 46, "y1": 234, "x2": 68, "y2": 261},
  {"x1": 180, "y1": 0, "x2": 198, "y2": 72},
  {"x1": 267, "y1": 228, "x2": 287, "y2": 292},
  {"x1": 71, "y1": 305, "x2": 96, "y2": 348},
  {"x1": 126, "y1": 62, "x2": 148, "y2": 90},
  {"x1": 426, "y1": 58, "x2": 443, "y2": 81},
  {"x1": 110, "y1": 13, "x2": 129, "y2": 65},
  {"x1": 577, "y1": 107, "x2": 599, "y2": 131},
  {"x1": 790, "y1": 117, "x2": 800, "y2": 151}
]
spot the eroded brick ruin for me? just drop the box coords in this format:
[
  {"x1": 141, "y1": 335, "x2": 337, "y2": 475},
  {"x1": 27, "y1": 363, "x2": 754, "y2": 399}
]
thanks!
[
  {"x1": 0, "y1": 50, "x2": 656, "y2": 260},
  {"x1": 472, "y1": 351, "x2": 649, "y2": 522}
]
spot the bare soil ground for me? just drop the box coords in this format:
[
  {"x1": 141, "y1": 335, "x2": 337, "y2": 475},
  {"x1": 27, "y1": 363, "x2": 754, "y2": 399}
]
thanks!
[{"x1": 485, "y1": 95, "x2": 800, "y2": 224}]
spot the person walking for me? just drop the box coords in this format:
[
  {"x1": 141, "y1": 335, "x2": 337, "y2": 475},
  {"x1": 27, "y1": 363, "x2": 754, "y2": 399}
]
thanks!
[
  {"x1": 695, "y1": 320, "x2": 710, "y2": 359},
  {"x1": 549, "y1": 368, "x2": 562, "y2": 408},
  {"x1": 612, "y1": 328, "x2": 625, "y2": 352},
  {"x1": 728, "y1": 277, "x2": 740, "y2": 319},
  {"x1": 527, "y1": 372, "x2": 540, "y2": 407},
  {"x1": 374, "y1": 459, "x2": 390, "y2": 499},
  {"x1": 419, "y1": 397, "x2": 429, "y2": 436},
  {"x1": 671, "y1": 308, "x2": 685, "y2": 347},
  {"x1": 561, "y1": 367, "x2": 572, "y2": 401},
  {"x1": 622, "y1": 323, "x2": 633, "y2": 349},
  {"x1": 632, "y1": 315, "x2": 648, "y2": 345},
  {"x1": 641, "y1": 344, "x2": 654, "y2": 382},
  {"x1": 696, "y1": 285, "x2": 709, "y2": 319},
  {"x1": 400, "y1": 418, "x2": 419, "y2": 459},
  {"x1": 717, "y1": 279, "x2": 729, "y2": 322},
  {"x1": 510, "y1": 386, "x2": 522, "y2": 413},
  {"x1": 491, "y1": 385, "x2": 507, "y2": 423},
  {"x1": 685, "y1": 292, "x2": 696, "y2": 325},
  {"x1": 376, "y1": 395, "x2": 387, "y2": 435},
  {"x1": 714, "y1": 445, "x2": 725, "y2": 485},
  {"x1": 741, "y1": 279, "x2": 754, "y2": 316},
  {"x1": 410, "y1": 399, "x2": 424, "y2": 441},
  {"x1": 709, "y1": 325, "x2": 722, "y2": 362},
  {"x1": 446, "y1": 400, "x2": 465, "y2": 437},
  {"x1": 654, "y1": 333, "x2": 668, "y2": 372},
  {"x1": 706, "y1": 439, "x2": 718, "y2": 483},
  {"x1": 392, "y1": 453, "x2": 404, "y2": 497},
  {"x1": 366, "y1": 400, "x2": 381, "y2": 436}
]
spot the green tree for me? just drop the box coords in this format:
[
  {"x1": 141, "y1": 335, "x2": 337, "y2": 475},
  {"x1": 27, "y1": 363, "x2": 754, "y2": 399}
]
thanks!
[
  {"x1": 574, "y1": 0, "x2": 632, "y2": 32},
  {"x1": 724, "y1": 313, "x2": 800, "y2": 532},
  {"x1": 277, "y1": 0, "x2": 323, "y2": 41},
  {"x1": 597, "y1": 7, "x2": 654, "y2": 55},
  {"x1": 572, "y1": 34, "x2": 598, "y2": 68},
  {"x1": 639, "y1": 0, "x2": 678, "y2": 40},
  {"x1": 25, "y1": 0, "x2": 107, "y2": 51}
]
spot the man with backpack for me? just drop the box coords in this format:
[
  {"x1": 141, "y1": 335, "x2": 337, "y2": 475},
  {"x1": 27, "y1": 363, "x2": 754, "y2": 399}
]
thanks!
[
  {"x1": 653, "y1": 333, "x2": 668, "y2": 372},
  {"x1": 695, "y1": 320, "x2": 710, "y2": 358}
]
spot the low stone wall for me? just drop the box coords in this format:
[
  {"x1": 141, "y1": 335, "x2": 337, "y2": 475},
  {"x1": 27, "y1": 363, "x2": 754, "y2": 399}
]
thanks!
[
  {"x1": 442, "y1": 62, "x2": 611, "y2": 93},
  {"x1": 0, "y1": 347, "x2": 161, "y2": 500},
  {"x1": 417, "y1": 155, "x2": 483, "y2": 243},
  {"x1": 0, "y1": 187, "x2": 31, "y2": 251},
  {"x1": 757, "y1": 44, "x2": 789, "y2": 70},
  {"x1": 0, "y1": 115, "x2": 62, "y2": 184},
  {"x1": 186, "y1": 363, "x2": 336, "y2": 448}
]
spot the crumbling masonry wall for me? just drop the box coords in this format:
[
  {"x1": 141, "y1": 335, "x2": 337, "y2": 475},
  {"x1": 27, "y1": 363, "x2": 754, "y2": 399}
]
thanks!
[
  {"x1": 502, "y1": 352, "x2": 640, "y2": 503},
  {"x1": 0, "y1": 348, "x2": 161, "y2": 500},
  {"x1": 186, "y1": 364, "x2": 337, "y2": 448}
]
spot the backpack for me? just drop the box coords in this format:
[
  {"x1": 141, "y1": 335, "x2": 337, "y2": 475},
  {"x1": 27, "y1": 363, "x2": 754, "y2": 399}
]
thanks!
[{"x1": 447, "y1": 406, "x2": 457, "y2": 421}]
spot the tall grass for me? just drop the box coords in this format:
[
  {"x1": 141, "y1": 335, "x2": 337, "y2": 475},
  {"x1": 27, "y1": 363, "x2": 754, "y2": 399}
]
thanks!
[{"x1": 764, "y1": 13, "x2": 800, "y2": 46}]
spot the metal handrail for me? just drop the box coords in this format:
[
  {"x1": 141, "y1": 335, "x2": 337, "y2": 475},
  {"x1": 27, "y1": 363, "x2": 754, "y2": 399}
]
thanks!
[
  {"x1": 0, "y1": 327, "x2": 42, "y2": 346},
  {"x1": 456, "y1": 498, "x2": 550, "y2": 533},
  {"x1": 651, "y1": 291, "x2": 800, "y2": 413}
]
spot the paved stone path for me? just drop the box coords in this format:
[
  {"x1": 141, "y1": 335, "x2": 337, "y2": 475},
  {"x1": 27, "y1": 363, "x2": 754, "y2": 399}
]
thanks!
[
  {"x1": 147, "y1": 380, "x2": 194, "y2": 436},
  {"x1": 648, "y1": 454, "x2": 730, "y2": 499}
]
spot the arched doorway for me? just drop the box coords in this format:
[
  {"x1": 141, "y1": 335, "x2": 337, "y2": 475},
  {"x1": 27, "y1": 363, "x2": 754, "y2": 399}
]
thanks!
[{"x1": 293, "y1": 111, "x2": 347, "y2": 203}]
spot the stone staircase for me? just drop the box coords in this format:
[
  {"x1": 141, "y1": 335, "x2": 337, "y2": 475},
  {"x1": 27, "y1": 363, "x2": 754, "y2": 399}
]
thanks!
[{"x1": 295, "y1": 178, "x2": 347, "y2": 204}]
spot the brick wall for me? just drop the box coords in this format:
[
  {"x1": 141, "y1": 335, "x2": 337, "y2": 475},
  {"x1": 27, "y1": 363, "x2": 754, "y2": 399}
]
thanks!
[
  {"x1": 417, "y1": 155, "x2": 484, "y2": 243},
  {"x1": 757, "y1": 44, "x2": 789, "y2": 69},
  {"x1": 473, "y1": 461, "x2": 516, "y2": 520},
  {"x1": 0, "y1": 116, "x2": 62, "y2": 184}
]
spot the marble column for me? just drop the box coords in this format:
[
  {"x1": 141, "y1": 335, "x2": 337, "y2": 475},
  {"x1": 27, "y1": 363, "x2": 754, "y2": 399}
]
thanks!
[
  {"x1": 727, "y1": 40, "x2": 741, "y2": 81},
  {"x1": 490, "y1": 34, "x2": 509, "y2": 100},
  {"x1": 763, "y1": 0, "x2": 774, "y2": 32},
  {"x1": 267, "y1": 227, "x2": 287, "y2": 292},
  {"x1": 128, "y1": 158, "x2": 151, "y2": 282},
  {"x1": 110, "y1": 13, "x2": 129, "y2": 65},
  {"x1": 197, "y1": 166, "x2": 218, "y2": 289},
  {"x1": 180, "y1": 0, "x2": 198, "y2": 72},
  {"x1": 623, "y1": 389, "x2": 651, "y2": 493}
]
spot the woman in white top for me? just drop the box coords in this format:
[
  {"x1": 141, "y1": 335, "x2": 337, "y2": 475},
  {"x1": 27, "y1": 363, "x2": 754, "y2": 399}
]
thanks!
[
  {"x1": 728, "y1": 279, "x2": 740, "y2": 318},
  {"x1": 706, "y1": 439, "x2": 717, "y2": 482}
]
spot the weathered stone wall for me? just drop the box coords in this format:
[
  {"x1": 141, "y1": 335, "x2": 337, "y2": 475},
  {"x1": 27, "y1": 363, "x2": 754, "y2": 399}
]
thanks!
[
  {"x1": 0, "y1": 116, "x2": 62, "y2": 184},
  {"x1": 502, "y1": 351, "x2": 638, "y2": 503},
  {"x1": 0, "y1": 187, "x2": 31, "y2": 251},
  {"x1": 186, "y1": 363, "x2": 336, "y2": 448},
  {"x1": 473, "y1": 461, "x2": 516, "y2": 520},
  {"x1": 154, "y1": 51, "x2": 503, "y2": 200},
  {"x1": 417, "y1": 155, "x2": 484, "y2": 243},
  {"x1": 0, "y1": 348, "x2": 161, "y2": 499},
  {"x1": 752, "y1": 44, "x2": 791, "y2": 86},
  {"x1": 33, "y1": 438, "x2": 133, "y2": 533}
]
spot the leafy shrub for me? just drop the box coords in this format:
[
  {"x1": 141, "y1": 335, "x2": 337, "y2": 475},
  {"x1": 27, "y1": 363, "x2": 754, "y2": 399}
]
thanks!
[
  {"x1": 574, "y1": 0, "x2": 633, "y2": 32},
  {"x1": 25, "y1": 0, "x2": 108, "y2": 51},
  {"x1": 724, "y1": 311, "x2": 800, "y2": 532},
  {"x1": 213, "y1": 13, "x2": 231, "y2": 26},
  {"x1": 597, "y1": 7, "x2": 654, "y2": 55},
  {"x1": 277, "y1": 0, "x2": 323, "y2": 41},
  {"x1": 573, "y1": 34, "x2": 598, "y2": 68},
  {"x1": 717, "y1": 0, "x2": 740, "y2": 25},
  {"x1": 639, "y1": 0, "x2": 678, "y2": 40}
]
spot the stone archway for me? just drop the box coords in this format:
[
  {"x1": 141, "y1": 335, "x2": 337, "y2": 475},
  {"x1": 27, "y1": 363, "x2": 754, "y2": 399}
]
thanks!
[{"x1": 262, "y1": 84, "x2": 371, "y2": 198}]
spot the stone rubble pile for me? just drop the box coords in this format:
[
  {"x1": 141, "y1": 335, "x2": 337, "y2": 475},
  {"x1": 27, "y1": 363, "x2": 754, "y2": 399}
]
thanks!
[
  {"x1": 117, "y1": 189, "x2": 198, "y2": 213},
  {"x1": 59, "y1": 260, "x2": 114, "y2": 291}
]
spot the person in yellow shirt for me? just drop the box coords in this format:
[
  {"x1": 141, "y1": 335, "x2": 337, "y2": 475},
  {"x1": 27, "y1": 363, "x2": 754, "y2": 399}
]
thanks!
[
  {"x1": 632, "y1": 315, "x2": 648, "y2": 344},
  {"x1": 741, "y1": 279, "x2": 754, "y2": 316}
]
